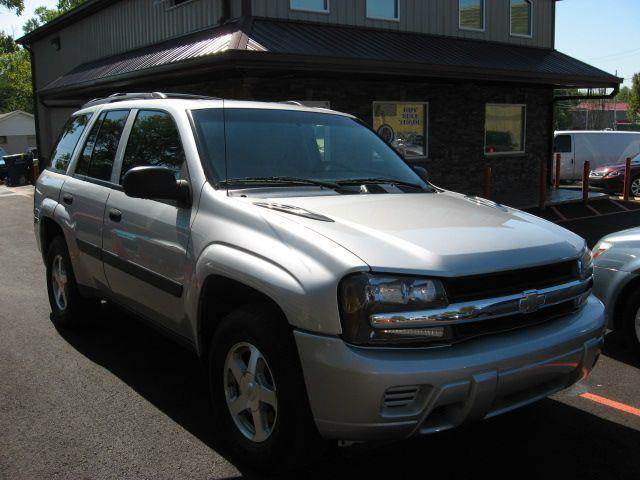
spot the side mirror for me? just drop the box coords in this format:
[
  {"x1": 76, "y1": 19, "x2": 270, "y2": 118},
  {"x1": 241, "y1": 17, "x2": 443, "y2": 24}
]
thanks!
[
  {"x1": 122, "y1": 166, "x2": 191, "y2": 206},
  {"x1": 413, "y1": 166, "x2": 429, "y2": 182}
]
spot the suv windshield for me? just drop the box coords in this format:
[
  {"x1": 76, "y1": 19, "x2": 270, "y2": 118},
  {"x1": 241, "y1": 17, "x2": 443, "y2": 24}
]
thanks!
[{"x1": 191, "y1": 108, "x2": 431, "y2": 191}]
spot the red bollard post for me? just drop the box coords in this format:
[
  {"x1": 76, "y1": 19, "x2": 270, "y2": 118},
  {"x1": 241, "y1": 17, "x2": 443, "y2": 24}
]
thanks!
[
  {"x1": 582, "y1": 160, "x2": 590, "y2": 204},
  {"x1": 483, "y1": 165, "x2": 492, "y2": 199},
  {"x1": 623, "y1": 157, "x2": 632, "y2": 202},
  {"x1": 555, "y1": 153, "x2": 561, "y2": 189},
  {"x1": 539, "y1": 160, "x2": 547, "y2": 211}
]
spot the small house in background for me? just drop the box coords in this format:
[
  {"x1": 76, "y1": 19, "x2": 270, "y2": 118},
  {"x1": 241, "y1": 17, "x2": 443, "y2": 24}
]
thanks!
[
  {"x1": 570, "y1": 101, "x2": 634, "y2": 131},
  {"x1": 0, "y1": 111, "x2": 37, "y2": 155}
]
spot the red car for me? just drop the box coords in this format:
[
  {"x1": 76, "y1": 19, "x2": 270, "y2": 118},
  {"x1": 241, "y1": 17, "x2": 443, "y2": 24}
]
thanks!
[{"x1": 589, "y1": 153, "x2": 640, "y2": 196}]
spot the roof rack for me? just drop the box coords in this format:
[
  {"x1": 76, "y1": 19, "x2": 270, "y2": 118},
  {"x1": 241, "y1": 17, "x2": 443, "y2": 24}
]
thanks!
[{"x1": 81, "y1": 92, "x2": 220, "y2": 108}]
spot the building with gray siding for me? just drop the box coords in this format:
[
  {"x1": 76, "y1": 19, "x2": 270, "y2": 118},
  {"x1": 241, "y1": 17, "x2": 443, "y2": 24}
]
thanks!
[{"x1": 18, "y1": 0, "x2": 620, "y2": 205}]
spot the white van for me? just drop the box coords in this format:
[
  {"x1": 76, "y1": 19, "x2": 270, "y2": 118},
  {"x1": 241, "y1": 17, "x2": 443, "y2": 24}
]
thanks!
[{"x1": 554, "y1": 131, "x2": 640, "y2": 181}]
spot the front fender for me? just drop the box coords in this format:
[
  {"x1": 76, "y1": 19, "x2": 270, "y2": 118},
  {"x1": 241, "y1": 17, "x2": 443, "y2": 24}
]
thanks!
[{"x1": 187, "y1": 241, "x2": 341, "y2": 341}]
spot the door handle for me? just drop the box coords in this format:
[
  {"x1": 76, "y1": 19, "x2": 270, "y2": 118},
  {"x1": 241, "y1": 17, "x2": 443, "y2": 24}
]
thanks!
[
  {"x1": 62, "y1": 193, "x2": 73, "y2": 205},
  {"x1": 108, "y1": 208, "x2": 122, "y2": 222}
]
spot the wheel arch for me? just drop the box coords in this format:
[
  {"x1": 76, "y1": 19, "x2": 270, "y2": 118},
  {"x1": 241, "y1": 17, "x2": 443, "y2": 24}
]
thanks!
[
  {"x1": 40, "y1": 215, "x2": 65, "y2": 259},
  {"x1": 612, "y1": 275, "x2": 640, "y2": 331},
  {"x1": 196, "y1": 274, "x2": 290, "y2": 362}
]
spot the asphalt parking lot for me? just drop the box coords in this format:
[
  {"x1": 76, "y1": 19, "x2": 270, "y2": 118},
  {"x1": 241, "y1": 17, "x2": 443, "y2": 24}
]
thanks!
[{"x1": 1, "y1": 186, "x2": 639, "y2": 480}]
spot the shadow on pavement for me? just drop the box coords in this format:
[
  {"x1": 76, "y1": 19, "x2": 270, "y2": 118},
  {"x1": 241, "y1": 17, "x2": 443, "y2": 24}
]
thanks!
[{"x1": 57, "y1": 303, "x2": 640, "y2": 480}]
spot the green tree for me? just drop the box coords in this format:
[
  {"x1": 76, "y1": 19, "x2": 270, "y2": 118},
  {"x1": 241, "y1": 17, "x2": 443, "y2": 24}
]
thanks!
[
  {"x1": 617, "y1": 86, "x2": 631, "y2": 104},
  {"x1": 629, "y1": 74, "x2": 640, "y2": 125},
  {"x1": 0, "y1": 0, "x2": 24, "y2": 15},
  {"x1": 0, "y1": 31, "x2": 18, "y2": 54},
  {"x1": 23, "y1": 0, "x2": 85, "y2": 34},
  {"x1": 0, "y1": 48, "x2": 32, "y2": 112}
]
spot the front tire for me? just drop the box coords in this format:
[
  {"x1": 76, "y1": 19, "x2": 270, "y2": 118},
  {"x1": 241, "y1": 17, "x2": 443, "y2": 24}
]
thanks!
[
  {"x1": 46, "y1": 236, "x2": 100, "y2": 328},
  {"x1": 208, "y1": 304, "x2": 324, "y2": 472}
]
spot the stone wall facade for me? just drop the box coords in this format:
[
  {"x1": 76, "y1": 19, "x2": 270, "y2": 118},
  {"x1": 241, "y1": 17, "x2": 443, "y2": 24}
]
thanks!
[{"x1": 174, "y1": 74, "x2": 554, "y2": 207}]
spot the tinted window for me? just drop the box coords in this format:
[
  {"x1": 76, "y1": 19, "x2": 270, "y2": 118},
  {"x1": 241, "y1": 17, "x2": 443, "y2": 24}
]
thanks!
[
  {"x1": 367, "y1": 0, "x2": 399, "y2": 20},
  {"x1": 50, "y1": 114, "x2": 92, "y2": 172},
  {"x1": 121, "y1": 110, "x2": 185, "y2": 182},
  {"x1": 511, "y1": 0, "x2": 532, "y2": 36},
  {"x1": 290, "y1": 0, "x2": 328, "y2": 12},
  {"x1": 459, "y1": 0, "x2": 484, "y2": 30},
  {"x1": 554, "y1": 135, "x2": 572, "y2": 153},
  {"x1": 484, "y1": 104, "x2": 526, "y2": 154},
  {"x1": 192, "y1": 108, "x2": 430, "y2": 189},
  {"x1": 88, "y1": 110, "x2": 129, "y2": 181},
  {"x1": 75, "y1": 112, "x2": 104, "y2": 176}
]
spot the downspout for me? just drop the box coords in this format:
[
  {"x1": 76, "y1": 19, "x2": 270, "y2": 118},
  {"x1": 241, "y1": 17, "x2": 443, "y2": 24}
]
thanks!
[
  {"x1": 219, "y1": 0, "x2": 231, "y2": 23},
  {"x1": 241, "y1": 0, "x2": 252, "y2": 16},
  {"x1": 547, "y1": 84, "x2": 620, "y2": 184},
  {"x1": 24, "y1": 44, "x2": 44, "y2": 167}
]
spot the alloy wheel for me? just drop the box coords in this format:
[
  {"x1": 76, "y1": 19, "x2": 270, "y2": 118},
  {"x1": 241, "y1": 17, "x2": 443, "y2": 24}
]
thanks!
[
  {"x1": 224, "y1": 342, "x2": 278, "y2": 442},
  {"x1": 631, "y1": 178, "x2": 640, "y2": 197},
  {"x1": 51, "y1": 254, "x2": 68, "y2": 311}
]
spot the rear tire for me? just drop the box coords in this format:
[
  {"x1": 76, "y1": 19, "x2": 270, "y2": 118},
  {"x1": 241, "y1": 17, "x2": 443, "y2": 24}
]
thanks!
[
  {"x1": 46, "y1": 236, "x2": 100, "y2": 329},
  {"x1": 621, "y1": 289, "x2": 640, "y2": 354},
  {"x1": 208, "y1": 304, "x2": 324, "y2": 473}
]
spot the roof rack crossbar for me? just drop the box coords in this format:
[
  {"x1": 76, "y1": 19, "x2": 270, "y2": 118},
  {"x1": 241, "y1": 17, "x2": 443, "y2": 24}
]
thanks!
[{"x1": 81, "y1": 92, "x2": 220, "y2": 108}]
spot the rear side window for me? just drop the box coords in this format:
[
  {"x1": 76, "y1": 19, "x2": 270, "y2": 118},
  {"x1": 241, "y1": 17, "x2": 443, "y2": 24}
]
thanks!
[
  {"x1": 554, "y1": 135, "x2": 572, "y2": 153},
  {"x1": 50, "y1": 114, "x2": 92, "y2": 172},
  {"x1": 120, "y1": 110, "x2": 185, "y2": 182},
  {"x1": 75, "y1": 110, "x2": 129, "y2": 181}
]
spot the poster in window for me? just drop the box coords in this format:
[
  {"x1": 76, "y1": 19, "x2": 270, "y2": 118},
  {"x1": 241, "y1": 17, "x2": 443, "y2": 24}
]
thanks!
[{"x1": 373, "y1": 102, "x2": 427, "y2": 159}]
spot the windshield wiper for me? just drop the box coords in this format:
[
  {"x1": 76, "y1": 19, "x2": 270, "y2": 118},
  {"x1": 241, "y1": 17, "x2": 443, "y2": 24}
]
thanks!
[
  {"x1": 222, "y1": 176, "x2": 350, "y2": 193},
  {"x1": 336, "y1": 178, "x2": 427, "y2": 191}
]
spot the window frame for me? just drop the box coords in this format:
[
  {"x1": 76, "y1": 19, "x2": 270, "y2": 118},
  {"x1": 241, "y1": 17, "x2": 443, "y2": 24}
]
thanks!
[
  {"x1": 48, "y1": 112, "x2": 94, "y2": 174},
  {"x1": 72, "y1": 108, "x2": 131, "y2": 186},
  {"x1": 366, "y1": 0, "x2": 400, "y2": 22},
  {"x1": 458, "y1": 0, "x2": 485, "y2": 32},
  {"x1": 289, "y1": 0, "x2": 330, "y2": 14},
  {"x1": 117, "y1": 107, "x2": 190, "y2": 187},
  {"x1": 510, "y1": 0, "x2": 533, "y2": 38},
  {"x1": 372, "y1": 101, "x2": 429, "y2": 160},
  {"x1": 484, "y1": 103, "x2": 527, "y2": 157}
]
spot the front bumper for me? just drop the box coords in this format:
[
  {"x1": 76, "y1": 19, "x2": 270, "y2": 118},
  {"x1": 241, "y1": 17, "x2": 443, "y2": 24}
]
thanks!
[
  {"x1": 295, "y1": 295, "x2": 605, "y2": 441},
  {"x1": 589, "y1": 175, "x2": 623, "y2": 192}
]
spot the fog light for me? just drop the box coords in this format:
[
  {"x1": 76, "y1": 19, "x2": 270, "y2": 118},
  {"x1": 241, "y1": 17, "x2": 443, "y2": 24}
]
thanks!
[{"x1": 380, "y1": 327, "x2": 446, "y2": 338}]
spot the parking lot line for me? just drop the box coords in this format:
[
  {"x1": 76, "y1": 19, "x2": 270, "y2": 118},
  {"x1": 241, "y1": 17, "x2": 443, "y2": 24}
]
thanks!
[{"x1": 580, "y1": 392, "x2": 640, "y2": 417}]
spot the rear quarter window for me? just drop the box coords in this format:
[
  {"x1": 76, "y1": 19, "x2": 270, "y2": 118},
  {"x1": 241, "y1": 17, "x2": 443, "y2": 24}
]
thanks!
[{"x1": 50, "y1": 114, "x2": 93, "y2": 173}]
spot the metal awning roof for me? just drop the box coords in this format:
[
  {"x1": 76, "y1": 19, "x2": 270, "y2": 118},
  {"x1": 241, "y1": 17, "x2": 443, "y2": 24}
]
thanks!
[{"x1": 40, "y1": 17, "x2": 622, "y2": 96}]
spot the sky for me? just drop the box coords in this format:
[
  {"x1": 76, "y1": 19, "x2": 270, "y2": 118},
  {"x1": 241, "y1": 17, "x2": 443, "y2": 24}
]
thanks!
[{"x1": 0, "y1": 0, "x2": 638, "y2": 86}]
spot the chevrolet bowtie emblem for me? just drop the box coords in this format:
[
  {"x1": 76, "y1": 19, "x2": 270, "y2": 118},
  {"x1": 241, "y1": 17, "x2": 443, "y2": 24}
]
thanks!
[{"x1": 519, "y1": 290, "x2": 546, "y2": 313}]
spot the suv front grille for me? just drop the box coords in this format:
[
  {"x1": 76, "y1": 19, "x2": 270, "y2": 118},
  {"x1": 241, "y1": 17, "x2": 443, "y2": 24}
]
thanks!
[
  {"x1": 453, "y1": 300, "x2": 578, "y2": 342},
  {"x1": 443, "y1": 260, "x2": 579, "y2": 303}
]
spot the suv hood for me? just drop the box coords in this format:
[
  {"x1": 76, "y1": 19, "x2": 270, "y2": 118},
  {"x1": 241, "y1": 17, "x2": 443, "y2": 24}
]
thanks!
[{"x1": 251, "y1": 191, "x2": 585, "y2": 276}]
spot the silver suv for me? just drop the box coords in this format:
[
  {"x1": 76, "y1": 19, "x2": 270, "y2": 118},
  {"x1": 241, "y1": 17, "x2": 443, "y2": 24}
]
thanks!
[{"x1": 35, "y1": 93, "x2": 605, "y2": 472}]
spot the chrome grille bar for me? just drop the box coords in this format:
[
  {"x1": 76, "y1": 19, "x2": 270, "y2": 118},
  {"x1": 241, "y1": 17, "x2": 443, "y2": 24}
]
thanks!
[{"x1": 370, "y1": 279, "x2": 591, "y2": 329}]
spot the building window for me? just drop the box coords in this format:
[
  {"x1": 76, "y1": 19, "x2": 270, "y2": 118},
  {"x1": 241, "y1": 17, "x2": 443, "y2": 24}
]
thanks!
[
  {"x1": 290, "y1": 0, "x2": 329, "y2": 13},
  {"x1": 366, "y1": 0, "x2": 399, "y2": 21},
  {"x1": 485, "y1": 104, "x2": 526, "y2": 155},
  {"x1": 511, "y1": 0, "x2": 532, "y2": 37},
  {"x1": 169, "y1": 0, "x2": 193, "y2": 7},
  {"x1": 373, "y1": 102, "x2": 428, "y2": 159},
  {"x1": 459, "y1": 0, "x2": 484, "y2": 31}
]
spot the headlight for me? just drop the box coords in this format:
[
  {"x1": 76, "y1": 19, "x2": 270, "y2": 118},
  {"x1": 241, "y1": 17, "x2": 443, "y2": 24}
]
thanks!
[
  {"x1": 605, "y1": 170, "x2": 623, "y2": 177},
  {"x1": 338, "y1": 273, "x2": 450, "y2": 346},
  {"x1": 592, "y1": 241, "x2": 612, "y2": 260},
  {"x1": 578, "y1": 246, "x2": 594, "y2": 279}
]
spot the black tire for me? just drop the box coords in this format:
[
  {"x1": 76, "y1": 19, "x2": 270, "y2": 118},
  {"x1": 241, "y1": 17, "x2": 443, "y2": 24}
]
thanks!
[
  {"x1": 208, "y1": 303, "x2": 324, "y2": 473},
  {"x1": 621, "y1": 289, "x2": 640, "y2": 354},
  {"x1": 46, "y1": 236, "x2": 100, "y2": 329}
]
